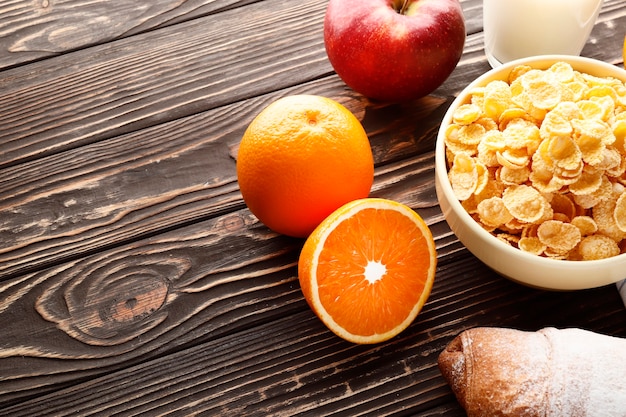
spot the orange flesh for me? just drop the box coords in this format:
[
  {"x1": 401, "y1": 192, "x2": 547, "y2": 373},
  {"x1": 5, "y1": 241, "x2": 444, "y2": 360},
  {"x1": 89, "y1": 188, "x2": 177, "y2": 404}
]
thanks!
[{"x1": 315, "y1": 207, "x2": 432, "y2": 336}]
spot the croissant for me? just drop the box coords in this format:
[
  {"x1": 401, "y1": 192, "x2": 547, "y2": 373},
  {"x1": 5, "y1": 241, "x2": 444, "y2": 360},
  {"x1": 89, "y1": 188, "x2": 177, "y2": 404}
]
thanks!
[{"x1": 438, "y1": 327, "x2": 626, "y2": 417}]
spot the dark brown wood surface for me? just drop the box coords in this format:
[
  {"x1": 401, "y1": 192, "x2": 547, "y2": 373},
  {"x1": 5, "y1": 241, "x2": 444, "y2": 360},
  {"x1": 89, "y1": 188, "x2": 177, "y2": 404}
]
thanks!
[{"x1": 0, "y1": 0, "x2": 625, "y2": 415}]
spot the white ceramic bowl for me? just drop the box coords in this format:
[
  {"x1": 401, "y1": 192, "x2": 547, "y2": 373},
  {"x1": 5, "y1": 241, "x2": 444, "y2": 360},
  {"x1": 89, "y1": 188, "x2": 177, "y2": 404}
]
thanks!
[{"x1": 435, "y1": 55, "x2": 626, "y2": 290}]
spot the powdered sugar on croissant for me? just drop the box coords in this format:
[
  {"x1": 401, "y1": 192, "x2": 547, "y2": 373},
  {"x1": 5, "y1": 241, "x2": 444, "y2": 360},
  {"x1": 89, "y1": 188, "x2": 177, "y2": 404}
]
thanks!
[{"x1": 438, "y1": 327, "x2": 626, "y2": 417}]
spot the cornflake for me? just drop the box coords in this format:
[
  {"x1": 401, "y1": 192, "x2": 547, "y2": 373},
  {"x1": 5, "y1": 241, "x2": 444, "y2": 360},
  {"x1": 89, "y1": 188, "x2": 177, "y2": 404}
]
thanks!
[
  {"x1": 477, "y1": 197, "x2": 514, "y2": 228},
  {"x1": 502, "y1": 184, "x2": 553, "y2": 224},
  {"x1": 579, "y1": 234, "x2": 620, "y2": 260},
  {"x1": 446, "y1": 61, "x2": 626, "y2": 260},
  {"x1": 537, "y1": 220, "x2": 581, "y2": 253},
  {"x1": 449, "y1": 153, "x2": 478, "y2": 200}
]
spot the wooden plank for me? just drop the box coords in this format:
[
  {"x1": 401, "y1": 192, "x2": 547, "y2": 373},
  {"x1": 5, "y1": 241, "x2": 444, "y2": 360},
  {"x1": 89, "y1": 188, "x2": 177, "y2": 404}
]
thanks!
[
  {"x1": 2, "y1": 251, "x2": 624, "y2": 414},
  {"x1": 0, "y1": 0, "x2": 484, "y2": 71},
  {"x1": 0, "y1": 153, "x2": 443, "y2": 404},
  {"x1": 0, "y1": 0, "x2": 332, "y2": 169},
  {"x1": 3, "y1": 0, "x2": 625, "y2": 279},
  {"x1": 0, "y1": 74, "x2": 455, "y2": 279},
  {"x1": 0, "y1": 206, "x2": 302, "y2": 405},
  {"x1": 0, "y1": 141, "x2": 565, "y2": 405},
  {"x1": 9, "y1": 0, "x2": 626, "y2": 278},
  {"x1": 0, "y1": 0, "x2": 625, "y2": 413},
  {"x1": 1, "y1": 132, "x2": 625, "y2": 407},
  {"x1": 458, "y1": 0, "x2": 483, "y2": 35},
  {"x1": 0, "y1": 0, "x2": 492, "y2": 171},
  {"x1": 586, "y1": 0, "x2": 626, "y2": 66},
  {"x1": 0, "y1": 0, "x2": 260, "y2": 70}
]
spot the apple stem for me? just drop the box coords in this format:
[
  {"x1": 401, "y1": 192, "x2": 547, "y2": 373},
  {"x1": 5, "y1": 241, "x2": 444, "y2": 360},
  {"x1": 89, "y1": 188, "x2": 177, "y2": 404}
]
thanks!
[
  {"x1": 400, "y1": 0, "x2": 410, "y2": 14},
  {"x1": 392, "y1": 0, "x2": 411, "y2": 15}
]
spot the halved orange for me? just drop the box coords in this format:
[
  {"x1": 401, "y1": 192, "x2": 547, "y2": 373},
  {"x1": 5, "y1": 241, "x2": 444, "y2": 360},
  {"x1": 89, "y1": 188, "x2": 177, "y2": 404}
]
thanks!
[{"x1": 298, "y1": 198, "x2": 437, "y2": 344}]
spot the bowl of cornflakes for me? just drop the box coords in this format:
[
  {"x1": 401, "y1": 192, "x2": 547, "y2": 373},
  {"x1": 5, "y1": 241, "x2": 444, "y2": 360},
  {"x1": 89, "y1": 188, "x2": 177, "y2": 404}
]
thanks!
[{"x1": 435, "y1": 55, "x2": 626, "y2": 290}]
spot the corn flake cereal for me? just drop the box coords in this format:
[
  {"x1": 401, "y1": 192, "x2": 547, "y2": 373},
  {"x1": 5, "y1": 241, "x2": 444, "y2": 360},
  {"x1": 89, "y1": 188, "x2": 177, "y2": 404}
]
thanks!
[
  {"x1": 578, "y1": 234, "x2": 620, "y2": 260},
  {"x1": 613, "y1": 192, "x2": 626, "y2": 232},
  {"x1": 484, "y1": 80, "x2": 512, "y2": 120},
  {"x1": 446, "y1": 61, "x2": 626, "y2": 260},
  {"x1": 518, "y1": 236, "x2": 546, "y2": 255},
  {"x1": 502, "y1": 185, "x2": 552, "y2": 224},
  {"x1": 498, "y1": 165, "x2": 529, "y2": 185},
  {"x1": 449, "y1": 153, "x2": 478, "y2": 201},
  {"x1": 571, "y1": 215, "x2": 598, "y2": 236},
  {"x1": 550, "y1": 193, "x2": 576, "y2": 220},
  {"x1": 537, "y1": 220, "x2": 581, "y2": 252},
  {"x1": 453, "y1": 103, "x2": 482, "y2": 125},
  {"x1": 477, "y1": 197, "x2": 514, "y2": 228}
]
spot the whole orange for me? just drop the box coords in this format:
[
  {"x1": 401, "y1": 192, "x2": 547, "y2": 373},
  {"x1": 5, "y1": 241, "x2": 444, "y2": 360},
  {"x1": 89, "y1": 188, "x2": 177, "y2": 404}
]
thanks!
[{"x1": 236, "y1": 95, "x2": 374, "y2": 238}]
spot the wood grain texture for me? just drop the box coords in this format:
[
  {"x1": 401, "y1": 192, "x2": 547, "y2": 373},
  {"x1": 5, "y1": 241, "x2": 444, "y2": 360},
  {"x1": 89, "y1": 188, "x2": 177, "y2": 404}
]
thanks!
[
  {"x1": 0, "y1": 206, "x2": 302, "y2": 404},
  {"x1": 0, "y1": 82, "x2": 454, "y2": 279},
  {"x1": 1, "y1": 147, "x2": 625, "y2": 410},
  {"x1": 0, "y1": 0, "x2": 625, "y2": 415},
  {"x1": 2, "y1": 253, "x2": 624, "y2": 415},
  {"x1": 0, "y1": 0, "x2": 260, "y2": 70},
  {"x1": 0, "y1": 0, "x2": 495, "y2": 171},
  {"x1": 0, "y1": 139, "x2": 456, "y2": 404},
  {"x1": 0, "y1": 0, "x2": 332, "y2": 169},
  {"x1": 2, "y1": 0, "x2": 624, "y2": 277}
]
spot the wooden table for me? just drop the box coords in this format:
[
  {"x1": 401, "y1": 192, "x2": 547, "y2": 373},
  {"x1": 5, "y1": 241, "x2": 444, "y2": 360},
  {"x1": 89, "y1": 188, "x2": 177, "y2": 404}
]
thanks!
[{"x1": 1, "y1": 1, "x2": 625, "y2": 415}]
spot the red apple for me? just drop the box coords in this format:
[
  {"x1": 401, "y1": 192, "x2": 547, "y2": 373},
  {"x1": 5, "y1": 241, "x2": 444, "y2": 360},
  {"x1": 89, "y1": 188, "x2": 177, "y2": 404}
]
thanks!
[{"x1": 324, "y1": 0, "x2": 466, "y2": 102}]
